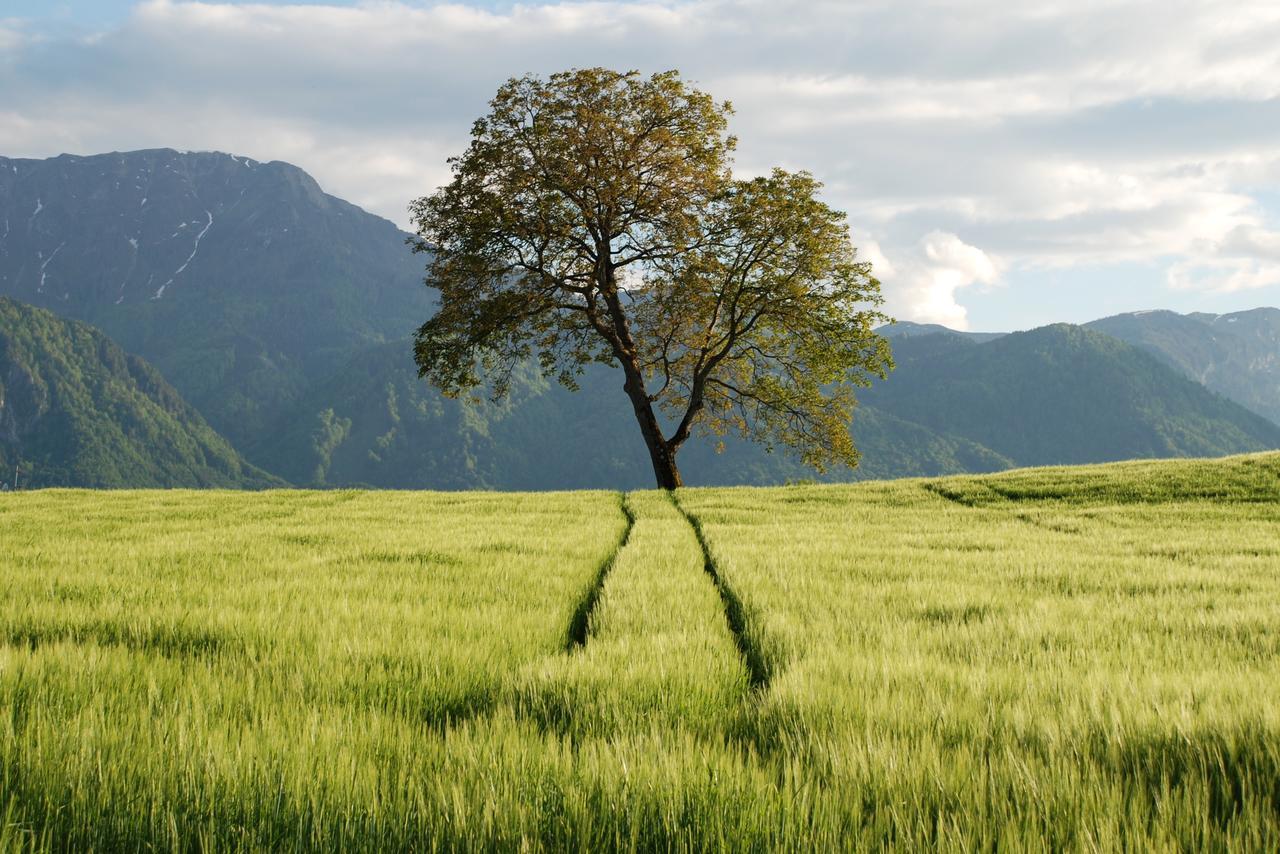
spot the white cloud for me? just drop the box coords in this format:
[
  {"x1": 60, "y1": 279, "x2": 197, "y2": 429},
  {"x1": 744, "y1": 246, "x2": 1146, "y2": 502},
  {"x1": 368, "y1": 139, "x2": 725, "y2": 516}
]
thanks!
[
  {"x1": 880, "y1": 232, "x2": 1004, "y2": 330},
  {"x1": 855, "y1": 237, "x2": 893, "y2": 278},
  {"x1": 1168, "y1": 224, "x2": 1280, "y2": 293},
  {"x1": 1168, "y1": 259, "x2": 1280, "y2": 293},
  {"x1": 1220, "y1": 224, "x2": 1280, "y2": 262},
  {"x1": 2, "y1": 0, "x2": 1279, "y2": 323}
]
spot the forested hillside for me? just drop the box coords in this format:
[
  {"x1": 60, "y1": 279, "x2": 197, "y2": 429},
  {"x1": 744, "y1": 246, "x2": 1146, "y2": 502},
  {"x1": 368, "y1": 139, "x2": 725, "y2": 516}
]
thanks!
[
  {"x1": 0, "y1": 297, "x2": 279, "y2": 488},
  {"x1": 858, "y1": 324, "x2": 1280, "y2": 466}
]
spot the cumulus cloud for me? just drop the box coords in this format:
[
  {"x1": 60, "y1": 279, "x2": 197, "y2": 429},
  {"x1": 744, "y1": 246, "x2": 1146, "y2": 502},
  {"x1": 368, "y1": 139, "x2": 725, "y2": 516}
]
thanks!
[
  {"x1": 2, "y1": 0, "x2": 1280, "y2": 324},
  {"x1": 878, "y1": 232, "x2": 1003, "y2": 330}
]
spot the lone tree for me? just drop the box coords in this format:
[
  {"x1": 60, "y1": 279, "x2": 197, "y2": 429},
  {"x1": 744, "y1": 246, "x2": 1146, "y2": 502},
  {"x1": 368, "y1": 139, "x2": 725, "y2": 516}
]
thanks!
[{"x1": 410, "y1": 68, "x2": 892, "y2": 489}]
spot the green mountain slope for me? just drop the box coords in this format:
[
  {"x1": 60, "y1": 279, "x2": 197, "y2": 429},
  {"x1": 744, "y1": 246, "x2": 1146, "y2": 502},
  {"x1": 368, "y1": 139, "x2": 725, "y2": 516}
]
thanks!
[
  {"x1": 0, "y1": 297, "x2": 279, "y2": 488},
  {"x1": 859, "y1": 324, "x2": 1280, "y2": 466},
  {"x1": 1086, "y1": 308, "x2": 1280, "y2": 426},
  {"x1": 0, "y1": 149, "x2": 433, "y2": 447},
  {"x1": 249, "y1": 342, "x2": 1011, "y2": 489}
]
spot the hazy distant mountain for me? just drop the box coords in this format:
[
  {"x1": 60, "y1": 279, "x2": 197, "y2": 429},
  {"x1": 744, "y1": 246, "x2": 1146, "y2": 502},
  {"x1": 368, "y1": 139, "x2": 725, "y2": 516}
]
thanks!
[
  {"x1": 859, "y1": 324, "x2": 1280, "y2": 467},
  {"x1": 0, "y1": 149, "x2": 432, "y2": 447},
  {"x1": 254, "y1": 320, "x2": 1279, "y2": 489},
  {"x1": 250, "y1": 342, "x2": 1012, "y2": 490},
  {"x1": 1086, "y1": 308, "x2": 1280, "y2": 426},
  {"x1": 0, "y1": 297, "x2": 278, "y2": 488}
]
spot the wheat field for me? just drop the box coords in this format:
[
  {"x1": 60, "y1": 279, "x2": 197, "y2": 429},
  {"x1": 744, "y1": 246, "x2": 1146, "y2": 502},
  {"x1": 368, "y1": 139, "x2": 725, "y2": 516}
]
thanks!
[{"x1": 2, "y1": 454, "x2": 1279, "y2": 850}]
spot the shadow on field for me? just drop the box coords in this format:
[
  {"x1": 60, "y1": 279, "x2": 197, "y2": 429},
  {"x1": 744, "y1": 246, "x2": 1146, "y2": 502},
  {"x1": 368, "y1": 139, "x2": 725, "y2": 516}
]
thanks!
[
  {"x1": 670, "y1": 491, "x2": 777, "y2": 693},
  {"x1": 2, "y1": 618, "x2": 240, "y2": 659}
]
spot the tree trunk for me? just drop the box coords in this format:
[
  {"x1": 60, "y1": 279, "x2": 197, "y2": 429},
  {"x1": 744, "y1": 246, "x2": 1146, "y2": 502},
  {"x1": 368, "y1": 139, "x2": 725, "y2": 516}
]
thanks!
[
  {"x1": 646, "y1": 440, "x2": 683, "y2": 490},
  {"x1": 595, "y1": 258, "x2": 683, "y2": 489},
  {"x1": 621, "y1": 369, "x2": 684, "y2": 490}
]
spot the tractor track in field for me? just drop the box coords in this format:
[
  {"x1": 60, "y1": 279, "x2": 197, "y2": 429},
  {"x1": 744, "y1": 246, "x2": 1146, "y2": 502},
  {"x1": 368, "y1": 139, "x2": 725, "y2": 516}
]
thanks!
[
  {"x1": 923, "y1": 481, "x2": 1088, "y2": 536},
  {"x1": 670, "y1": 491, "x2": 773, "y2": 692},
  {"x1": 565, "y1": 492, "x2": 635, "y2": 651},
  {"x1": 921, "y1": 480, "x2": 998, "y2": 507}
]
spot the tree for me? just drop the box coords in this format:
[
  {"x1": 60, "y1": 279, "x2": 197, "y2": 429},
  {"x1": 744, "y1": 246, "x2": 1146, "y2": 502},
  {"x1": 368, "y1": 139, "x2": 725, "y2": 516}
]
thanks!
[{"x1": 410, "y1": 68, "x2": 892, "y2": 489}]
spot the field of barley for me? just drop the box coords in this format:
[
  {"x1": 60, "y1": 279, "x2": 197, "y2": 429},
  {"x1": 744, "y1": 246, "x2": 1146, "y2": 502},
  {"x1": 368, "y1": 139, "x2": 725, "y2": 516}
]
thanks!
[{"x1": 2, "y1": 452, "x2": 1279, "y2": 850}]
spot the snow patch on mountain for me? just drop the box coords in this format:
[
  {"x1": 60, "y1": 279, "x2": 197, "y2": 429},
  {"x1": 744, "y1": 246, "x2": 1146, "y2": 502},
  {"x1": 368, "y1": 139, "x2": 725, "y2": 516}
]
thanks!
[
  {"x1": 37, "y1": 242, "x2": 65, "y2": 294},
  {"x1": 154, "y1": 211, "x2": 213, "y2": 300}
]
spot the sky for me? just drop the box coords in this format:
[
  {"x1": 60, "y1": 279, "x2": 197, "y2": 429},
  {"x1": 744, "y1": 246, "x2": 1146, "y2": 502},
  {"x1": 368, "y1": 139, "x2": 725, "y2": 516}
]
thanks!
[{"x1": 3, "y1": 0, "x2": 1279, "y2": 331}]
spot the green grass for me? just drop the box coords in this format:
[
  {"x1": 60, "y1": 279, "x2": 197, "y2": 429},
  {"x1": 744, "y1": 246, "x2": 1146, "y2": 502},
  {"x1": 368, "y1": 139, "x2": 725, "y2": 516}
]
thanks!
[{"x1": 2, "y1": 453, "x2": 1279, "y2": 850}]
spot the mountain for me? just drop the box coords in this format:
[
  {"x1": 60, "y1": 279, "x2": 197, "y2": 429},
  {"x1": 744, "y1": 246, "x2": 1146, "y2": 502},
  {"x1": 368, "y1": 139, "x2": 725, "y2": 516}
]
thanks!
[
  {"x1": 249, "y1": 343, "x2": 1012, "y2": 490},
  {"x1": 0, "y1": 149, "x2": 433, "y2": 449},
  {"x1": 9, "y1": 148, "x2": 989, "y2": 488},
  {"x1": 5, "y1": 148, "x2": 1275, "y2": 489},
  {"x1": 245, "y1": 319, "x2": 1280, "y2": 489},
  {"x1": 877, "y1": 320, "x2": 1007, "y2": 344},
  {"x1": 0, "y1": 297, "x2": 279, "y2": 488},
  {"x1": 858, "y1": 324, "x2": 1280, "y2": 467},
  {"x1": 1086, "y1": 308, "x2": 1280, "y2": 426}
]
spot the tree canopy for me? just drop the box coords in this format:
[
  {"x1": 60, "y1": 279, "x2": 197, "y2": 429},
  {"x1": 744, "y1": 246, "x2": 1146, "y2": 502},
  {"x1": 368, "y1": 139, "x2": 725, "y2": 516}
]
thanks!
[{"x1": 410, "y1": 67, "x2": 892, "y2": 488}]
